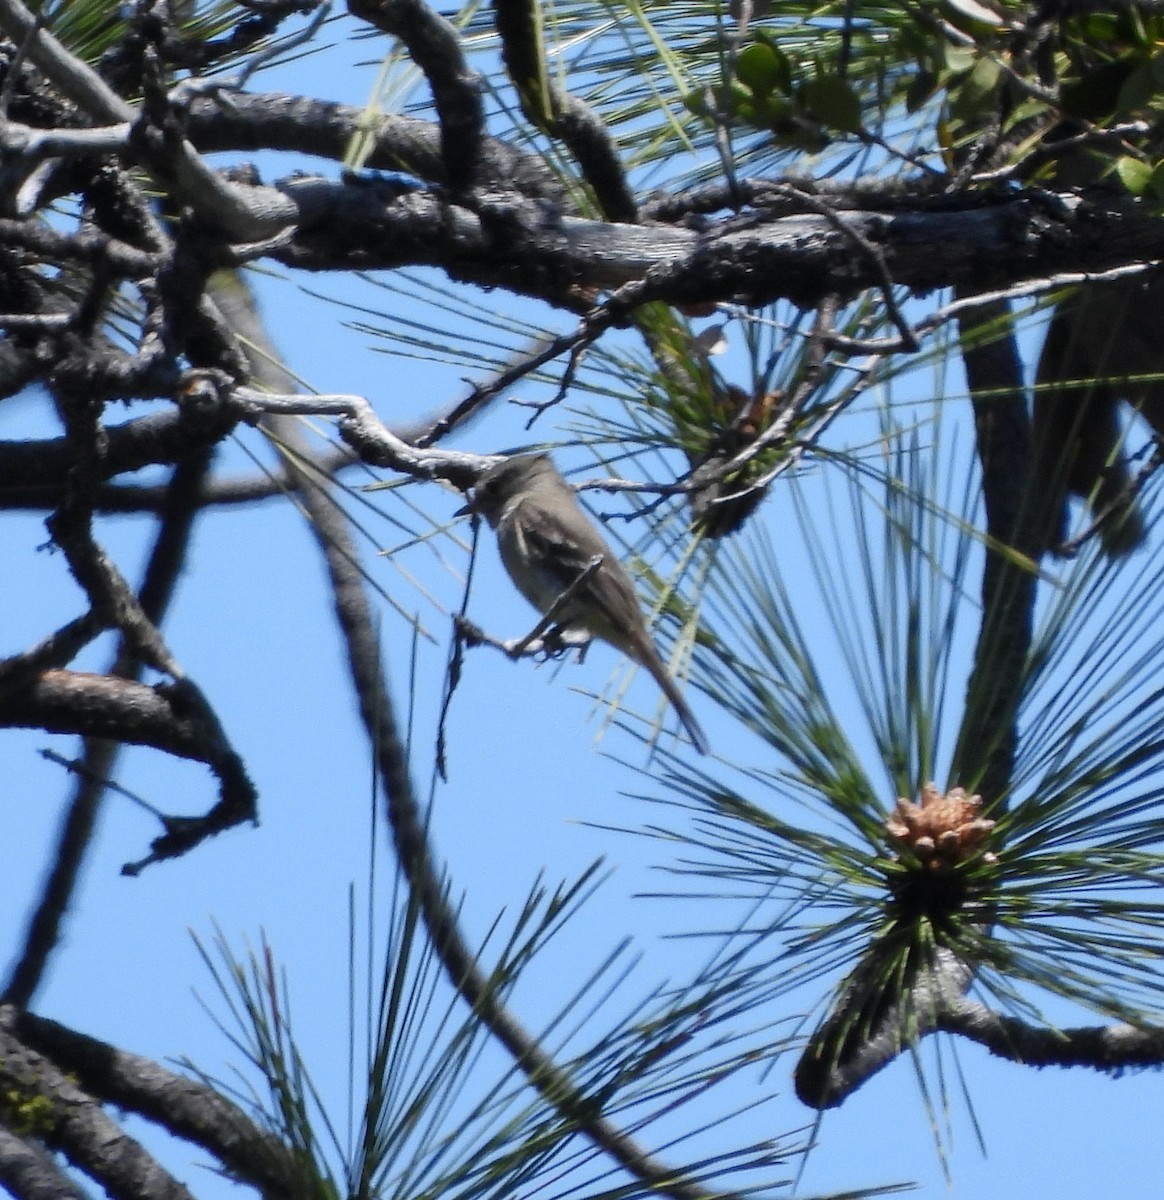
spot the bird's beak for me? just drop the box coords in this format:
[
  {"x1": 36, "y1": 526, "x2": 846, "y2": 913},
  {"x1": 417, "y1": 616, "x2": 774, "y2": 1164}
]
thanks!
[{"x1": 454, "y1": 494, "x2": 476, "y2": 518}]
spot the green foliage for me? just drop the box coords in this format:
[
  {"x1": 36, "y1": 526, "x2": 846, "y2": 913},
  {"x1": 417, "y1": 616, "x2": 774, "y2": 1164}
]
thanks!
[
  {"x1": 32, "y1": 0, "x2": 255, "y2": 69},
  {"x1": 21, "y1": 0, "x2": 1164, "y2": 1184},
  {"x1": 627, "y1": 397, "x2": 1164, "y2": 1093},
  {"x1": 191, "y1": 859, "x2": 821, "y2": 1200},
  {"x1": 686, "y1": 37, "x2": 862, "y2": 148}
]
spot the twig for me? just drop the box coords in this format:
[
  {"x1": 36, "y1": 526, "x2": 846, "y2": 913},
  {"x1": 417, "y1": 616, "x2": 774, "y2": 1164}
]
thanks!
[
  {"x1": 456, "y1": 555, "x2": 602, "y2": 660},
  {"x1": 232, "y1": 385, "x2": 500, "y2": 487},
  {"x1": 971, "y1": 121, "x2": 1151, "y2": 186},
  {"x1": 0, "y1": 614, "x2": 104, "y2": 683},
  {"x1": 521, "y1": 338, "x2": 590, "y2": 429},
  {"x1": 937, "y1": 997, "x2": 1164, "y2": 1069},
  {"x1": 436, "y1": 517, "x2": 480, "y2": 779},
  {"x1": 412, "y1": 299, "x2": 627, "y2": 449},
  {"x1": 45, "y1": 378, "x2": 180, "y2": 677},
  {"x1": 38, "y1": 749, "x2": 167, "y2": 818},
  {"x1": 772, "y1": 181, "x2": 918, "y2": 352},
  {"x1": 169, "y1": 1, "x2": 329, "y2": 100},
  {"x1": 0, "y1": 118, "x2": 136, "y2": 163},
  {"x1": 1056, "y1": 437, "x2": 1164, "y2": 557},
  {"x1": 0, "y1": 678, "x2": 256, "y2": 879},
  {"x1": 0, "y1": 310, "x2": 71, "y2": 328}
]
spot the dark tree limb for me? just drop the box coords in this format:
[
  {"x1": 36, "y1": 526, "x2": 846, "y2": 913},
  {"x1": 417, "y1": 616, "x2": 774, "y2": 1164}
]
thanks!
[
  {"x1": 0, "y1": 382, "x2": 242, "y2": 495},
  {"x1": 0, "y1": 1014, "x2": 195, "y2": 1200},
  {"x1": 0, "y1": 1127, "x2": 90, "y2": 1200},
  {"x1": 0, "y1": 670, "x2": 257, "y2": 874},
  {"x1": 1, "y1": 452, "x2": 357, "y2": 512},
  {"x1": 264, "y1": 177, "x2": 1164, "y2": 311},
  {"x1": 9, "y1": 1008, "x2": 302, "y2": 1198},
  {"x1": 347, "y1": 0, "x2": 484, "y2": 195},
  {"x1": 0, "y1": 217, "x2": 161, "y2": 277},
  {"x1": 184, "y1": 90, "x2": 565, "y2": 201},
  {"x1": 493, "y1": 0, "x2": 636, "y2": 222},
  {"x1": 0, "y1": 671, "x2": 232, "y2": 764},
  {"x1": 795, "y1": 946, "x2": 975, "y2": 1109},
  {"x1": 954, "y1": 297, "x2": 1038, "y2": 803},
  {"x1": 3, "y1": 447, "x2": 215, "y2": 1009},
  {"x1": 937, "y1": 998, "x2": 1164, "y2": 1070},
  {"x1": 45, "y1": 376, "x2": 179, "y2": 677}
]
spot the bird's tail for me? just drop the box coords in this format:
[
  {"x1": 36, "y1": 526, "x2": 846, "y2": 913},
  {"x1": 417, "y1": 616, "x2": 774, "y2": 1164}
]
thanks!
[{"x1": 643, "y1": 647, "x2": 709, "y2": 755}]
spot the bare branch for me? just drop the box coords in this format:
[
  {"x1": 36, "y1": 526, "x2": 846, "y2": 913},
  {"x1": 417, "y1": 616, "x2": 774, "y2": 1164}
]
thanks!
[
  {"x1": 0, "y1": 1012, "x2": 195, "y2": 1200},
  {"x1": 233, "y1": 385, "x2": 499, "y2": 487},
  {"x1": 937, "y1": 999, "x2": 1164, "y2": 1070},
  {"x1": 455, "y1": 554, "x2": 603, "y2": 659},
  {"x1": 0, "y1": 671, "x2": 257, "y2": 874},
  {"x1": 267, "y1": 177, "x2": 1164, "y2": 313},
  {"x1": 185, "y1": 90, "x2": 564, "y2": 199},
  {"x1": 347, "y1": 0, "x2": 484, "y2": 194},
  {"x1": 10, "y1": 1009, "x2": 301, "y2": 1197},
  {"x1": 0, "y1": 1127, "x2": 90, "y2": 1200},
  {"x1": 0, "y1": 0, "x2": 297, "y2": 240}
]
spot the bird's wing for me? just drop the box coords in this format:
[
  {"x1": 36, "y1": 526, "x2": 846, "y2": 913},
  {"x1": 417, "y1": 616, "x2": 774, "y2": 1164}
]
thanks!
[{"x1": 514, "y1": 501, "x2": 643, "y2": 628}]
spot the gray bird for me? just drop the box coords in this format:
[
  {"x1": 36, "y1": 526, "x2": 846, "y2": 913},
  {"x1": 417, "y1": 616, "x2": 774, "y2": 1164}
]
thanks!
[{"x1": 464, "y1": 454, "x2": 709, "y2": 754}]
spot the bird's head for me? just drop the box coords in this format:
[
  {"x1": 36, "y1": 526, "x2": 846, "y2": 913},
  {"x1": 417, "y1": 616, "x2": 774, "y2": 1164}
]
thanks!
[{"x1": 458, "y1": 454, "x2": 556, "y2": 525}]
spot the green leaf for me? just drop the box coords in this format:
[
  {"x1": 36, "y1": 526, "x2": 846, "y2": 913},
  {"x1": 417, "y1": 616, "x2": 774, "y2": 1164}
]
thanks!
[
  {"x1": 942, "y1": 44, "x2": 977, "y2": 75},
  {"x1": 1116, "y1": 60, "x2": 1159, "y2": 115},
  {"x1": 1114, "y1": 154, "x2": 1153, "y2": 195},
  {"x1": 753, "y1": 92, "x2": 795, "y2": 128},
  {"x1": 735, "y1": 42, "x2": 789, "y2": 97},
  {"x1": 799, "y1": 76, "x2": 863, "y2": 133},
  {"x1": 681, "y1": 88, "x2": 709, "y2": 117},
  {"x1": 947, "y1": 54, "x2": 1002, "y2": 123},
  {"x1": 1076, "y1": 12, "x2": 1119, "y2": 42}
]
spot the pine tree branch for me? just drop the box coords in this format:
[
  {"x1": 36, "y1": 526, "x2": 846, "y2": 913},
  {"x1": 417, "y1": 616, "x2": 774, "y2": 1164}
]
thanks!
[
  {"x1": 937, "y1": 998, "x2": 1164, "y2": 1069},
  {"x1": 214, "y1": 278, "x2": 736, "y2": 1200},
  {"x1": 6, "y1": 1008, "x2": 302, "y2": 1198},
  {"x1": 0, "y1": 1011, "x2": 195, "y2": 1200},
  {"x1": 797, "y1": 299, "x2": 1038, "y2": 1108},
  {"x1": 347, "y1": 0, "x2": 484, "y2": 195}
]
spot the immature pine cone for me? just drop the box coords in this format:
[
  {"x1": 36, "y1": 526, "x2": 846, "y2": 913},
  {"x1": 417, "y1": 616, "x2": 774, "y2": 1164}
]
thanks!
[{"x1": 886, "y1": 782, "x2": 997, "y2": 869}]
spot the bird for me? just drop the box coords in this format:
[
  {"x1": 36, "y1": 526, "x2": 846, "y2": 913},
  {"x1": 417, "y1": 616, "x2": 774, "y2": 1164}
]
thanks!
[{"x1": 463, "y1": 453, "x2": 709, "y2": 754}]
